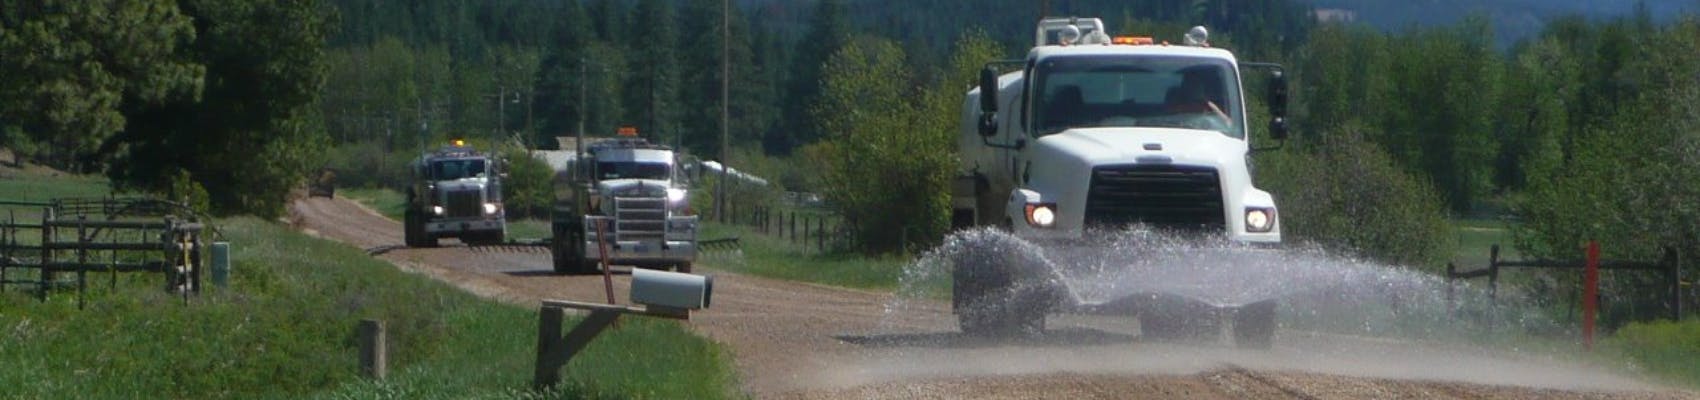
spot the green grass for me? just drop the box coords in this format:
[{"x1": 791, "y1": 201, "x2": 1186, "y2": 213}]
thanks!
[
  {"x1": 340, "y1": 187, "x2": 406, "y2": 220},
  {"x1": 700, "y1": 222, "x2": 909, "y2": 291},
  {"x1": 1452, "y1": 218, "x2": 1522, "y2": 268},
  {"x1": 1606, "y1": 318, "x2": 1700, "y2": 389},
  {"x1": 0, "y1": 177, "x2": 740, "y2": 399},
  {"x1": 0, "y1": 171, "x2": 112, "y2": 201}
]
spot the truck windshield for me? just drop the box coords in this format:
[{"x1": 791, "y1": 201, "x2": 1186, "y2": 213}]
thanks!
[
  {"x1": 430, "y1": 159, "x2": 487, "y2": 180},
  {"x1": 598, "y1": 162, "x2": 670, "y2": 180},
  {"x1": 1032, "y1": 56, "x2": 1244, "y2": 138}
]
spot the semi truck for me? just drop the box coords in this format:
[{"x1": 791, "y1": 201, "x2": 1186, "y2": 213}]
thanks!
[
  {"x1": 404, "y1": 140, "x2": 507, "y2": 247},
  {"x1": 550, "y1": 129, "x2": 699, "y2": 274},
  {"x1": 952, "y1": 18, "x2": 1290, "y2": 347}
]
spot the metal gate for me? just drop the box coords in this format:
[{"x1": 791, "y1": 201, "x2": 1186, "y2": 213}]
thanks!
[{"x1": 0, "y1": 197, "x2": 210, "y2": 307}]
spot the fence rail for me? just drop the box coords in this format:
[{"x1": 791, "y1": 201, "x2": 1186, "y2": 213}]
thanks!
[
  {"x1": 0, "y1": 197, "x2": 209, "y2": 307},
  {"x1": 717, "y1": 201, "x2": 846, "y2": 254}
]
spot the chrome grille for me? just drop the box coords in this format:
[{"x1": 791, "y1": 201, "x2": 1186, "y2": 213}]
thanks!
[
  {"x1": 613, "y1": 197, "x2": 666, "y2": 240},
  {"x1": 445, "y1": 189, "x2": 483, "y2": 218}
]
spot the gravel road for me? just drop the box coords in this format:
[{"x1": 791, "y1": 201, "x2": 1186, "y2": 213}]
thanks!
[{"x1": 290, "y1": 197, "x2": 1693, "y2": 399}]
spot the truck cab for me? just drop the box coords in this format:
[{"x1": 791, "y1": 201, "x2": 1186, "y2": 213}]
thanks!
[
  {"x1": 957, "y1": 18, "x2": 1287, "y2": 243},
  {"x1": 951, "y1": 18, "x2": 1290, "y2": 342},
  {"x1": 551, "y1": 134, "x2": 698, "y2": 274},
  {"x1": 404, "y1": 140, "x2": 507, "y2": 247}
]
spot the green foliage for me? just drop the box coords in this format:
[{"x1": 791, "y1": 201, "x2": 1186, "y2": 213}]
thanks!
[
  {"x1": 0, "y1": 0, "x2": 203, "y2": 171},
  {"x1": 808, "y1": 37, "x2": 930, "y2": 253},
  {"x1": 1509, "y1": 19, "x2": 1700, "y2": 324},
  {"x1": 809, "y1": 32, "x2": 1001, "y2": 254},
  {"x1": 1257, "y1": 129, "x2": 1456, "y2": 268},
  {"x1": 501, "y1": 146, "x2": 554, "y2": 219},
  {"x1": 775, "y1": 0, "x2": 850, "y2": 153},
  {"x1": 323, "y1": 140, "x2": 413, "y2": 190},
  {"x1": 1296, "y1": 20, "x2": 1504, "y2": 214},
  {"x1": 99, "y1": 0, "x2": 333, "y2": 218},
  {"x1": 164, "y1": 168, "x2": 212, "y2": 215},
  {"x1": 1606, "y1": 318, "x2": 1700, "y2": 388}
]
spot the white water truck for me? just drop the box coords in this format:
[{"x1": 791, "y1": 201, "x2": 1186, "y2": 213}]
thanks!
[{"x1": 952, "y1": 18, "x2": 1290, "y2": 347}]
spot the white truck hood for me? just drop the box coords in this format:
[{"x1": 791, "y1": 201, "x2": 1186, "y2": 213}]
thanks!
[
  {"x1": 1019, "y1": 127, "x2": 1274, "y2": 236},
  {"x1": 436, "y1": 178, "x2": 488, "y2": 192},
  {"x1": 1035, "y1": 127, "x2": 1247, "y2": 168}
]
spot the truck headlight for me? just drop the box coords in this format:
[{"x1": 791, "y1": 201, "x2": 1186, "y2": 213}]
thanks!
[
  {"x1": 431, "y1": 205, "x2": 445, "y2": 216},
  {"x1": 666, "y1": 188, "x2": 688, "y2": 205},
  {"x1": 482, "y1": 203, "x2": 499, "y2": 215},
  {"x1": 1245, "y1": 208, "x2": 1275, "y2": 233},
  {"x1": 1025, "y1": 203, "x2": 1057, "y2": 228}
]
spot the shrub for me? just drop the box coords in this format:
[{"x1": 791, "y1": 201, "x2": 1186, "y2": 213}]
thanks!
[
  {"x1": 499, "y1": 146, "x2": 553, "y2": 219},
  {"x1": 1256, "y1": 127, "x2": 1456, "y2": 268}
]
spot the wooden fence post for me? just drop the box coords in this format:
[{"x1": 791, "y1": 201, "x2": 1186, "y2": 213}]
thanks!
[
  {"x1": 534, "y1": 306, "x2": 565, "y2": 388},
  {"x1": 1488, "y1": 245, "x2": 1500, "y2": 305},
  {"x1": 818, "y1": 217, "x2": 826, "y2": 253},
  {"x1": 534, "y1": 306, "x2": 624, "y2": 389},
  {"x1": 359, "y1": 319, "x2": 387, "y2": 380},
  {"x1": 1670, "y1": 247, "x2": 1683, "y2": 321},
  {"x1": 1583, "y1": 241, "x2": 1600, "y2": 352}
]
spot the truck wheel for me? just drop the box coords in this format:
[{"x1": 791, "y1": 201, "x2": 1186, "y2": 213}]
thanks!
[
  {"x1": 1137, "y1": 295, "x2": 1216, "y2": 342},
  {"x1": 952, "y1": 244, "x2": 1049, "y2": 337},
  {"x1": 552, "y1": 224, "x2": 597, "y2": 275},
  {"x1": 404, "y1": 210, "x2": 422, "y2": 247},
  {"x1": 676, "y1": 263, "x2": 692, "y2": 274},
  {"x1": 1232, "y1": 300, "x2": 1277, "y2": 350}
]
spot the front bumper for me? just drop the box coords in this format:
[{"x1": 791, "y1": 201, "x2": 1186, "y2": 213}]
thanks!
[
  {"x1": 582, "y1": 239, "x2": 697, "y2": 265},
  {"x1": 426, "y1": 217, "x2": 505, "y2": 236}
]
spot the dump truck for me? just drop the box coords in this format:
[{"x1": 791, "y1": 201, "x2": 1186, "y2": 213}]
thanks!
[
  {"x1": 404, "y1": 140, "x2": 507, "y2": 247},
  {"x1": 551, "y1": 129, "x2": 698, "y2": 274},
  {"x1": 952, "y1": 18, "x2": 1290, "y2": 347}
]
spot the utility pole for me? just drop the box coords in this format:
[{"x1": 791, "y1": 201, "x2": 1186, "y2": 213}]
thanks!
[
  {"x1": 498, "y1": 86, "x2": 507, "y2": 140},
  {"x1": 715, "y1": 0, "x2": 729, "y2": 222},
  {"x1": 576, "y1": 57, "x2": 587, "y2": 178}
]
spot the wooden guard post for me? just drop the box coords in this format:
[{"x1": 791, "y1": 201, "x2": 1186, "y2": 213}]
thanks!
[{"x1": 533, "y1": 299, "x2": 688, "y2": 389}]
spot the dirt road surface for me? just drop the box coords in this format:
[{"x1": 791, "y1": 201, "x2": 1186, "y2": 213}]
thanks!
[{"x1": 290, "y1": 197, "x2": 1693, "y2": 399}]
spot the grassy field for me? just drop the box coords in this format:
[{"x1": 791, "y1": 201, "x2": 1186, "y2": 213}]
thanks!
[
  {"x1": 0, "y1": 177, "x2": 740, "y2": 399},
  {"x1": 1452, "y1": 218, "x2": 1522, "y2": 268}
]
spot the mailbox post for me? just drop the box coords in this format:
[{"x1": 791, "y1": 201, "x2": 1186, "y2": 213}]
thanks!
[{"x1": 533, "y1": 269, "x2": 712, "y2": 389}]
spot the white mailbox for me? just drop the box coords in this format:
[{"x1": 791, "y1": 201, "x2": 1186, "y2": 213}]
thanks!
[{"x1": 630, "y1": 268, "x2": 712, "y2": 311}]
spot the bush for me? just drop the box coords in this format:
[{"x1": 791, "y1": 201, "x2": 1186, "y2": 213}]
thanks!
[
  {"x1": 1256, "y1": 127, "x2": 1456, "y2": 268},
  {"x1": 1607, "y1": 318, "x2": 1700, "y2": 387},
  {"x1": 499, "y1": 145, "x2": 553, "y2": 219},
  {"x1": 322, "y1": 140, "x2": 412, "y2": 190}
]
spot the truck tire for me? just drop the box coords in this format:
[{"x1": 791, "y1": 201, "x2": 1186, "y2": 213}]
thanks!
[
  {"x1": 404, "y1": 210, "x2": 437, "y2": 248},
  {"x1": 676, "y1": 262, "x2": 692, "y2": 274},
  {"x1": 404, "y1": 210, "x2": 422, "y2": 247},
  {"x1": 1232, "y1": 299, "x2": 1277, "y2": 350},
  {"x1": 551, "y1": 223, "x2": 597, "y2": 275},
  {"x1": 1137, "y1": 295, "x2": 1216, "y2": 343},
  {"x1": 952, "y1": 244, "x2": 1049, "y2": 337}
]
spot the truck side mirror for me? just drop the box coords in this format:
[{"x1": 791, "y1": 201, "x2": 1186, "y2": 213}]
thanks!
[
  {"x1": 1267, "y1": 71, "x2": 1289, "y2": 141},
  {"x1": 978, "y1": 67, "x2": 999, "y2": 137}
]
